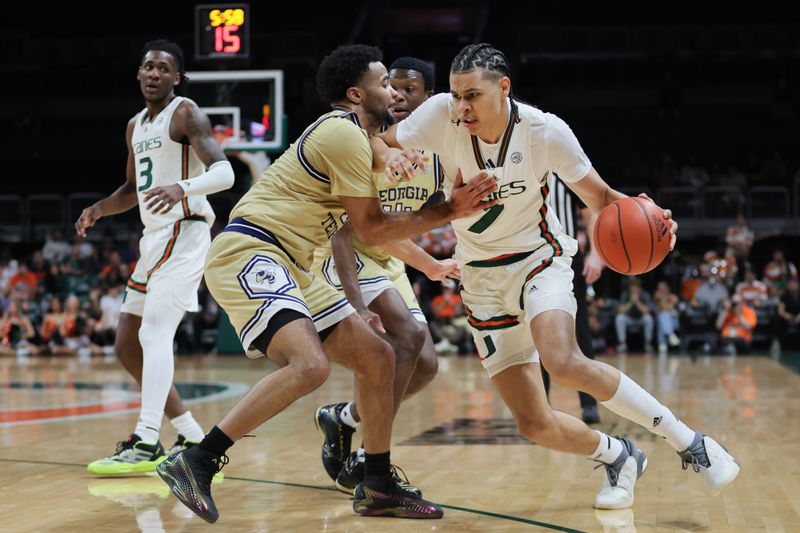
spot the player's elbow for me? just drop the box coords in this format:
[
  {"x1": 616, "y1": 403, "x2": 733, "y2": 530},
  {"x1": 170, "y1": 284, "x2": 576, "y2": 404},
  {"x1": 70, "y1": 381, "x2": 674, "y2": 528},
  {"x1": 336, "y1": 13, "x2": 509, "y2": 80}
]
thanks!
[{"x1": 215, "y1": 160, "x2": 236, "y2": 191}]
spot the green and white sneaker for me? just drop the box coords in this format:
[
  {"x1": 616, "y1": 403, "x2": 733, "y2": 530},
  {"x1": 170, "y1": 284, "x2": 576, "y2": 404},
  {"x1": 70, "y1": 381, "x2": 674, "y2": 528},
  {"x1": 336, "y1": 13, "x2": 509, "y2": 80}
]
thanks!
[
  {"x1": 87, "y1": 434, "x2": 166, "y2": 475},
  {"x1": 167, "y1": 434, "x2": 200, "y2": 456}
]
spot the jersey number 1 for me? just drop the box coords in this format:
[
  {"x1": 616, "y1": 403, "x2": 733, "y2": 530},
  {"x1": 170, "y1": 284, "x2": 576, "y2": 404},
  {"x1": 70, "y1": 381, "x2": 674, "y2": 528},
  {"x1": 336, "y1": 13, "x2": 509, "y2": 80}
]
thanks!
[{"x1": 137, "y1": 156, "x2": 153, "y2": 191}]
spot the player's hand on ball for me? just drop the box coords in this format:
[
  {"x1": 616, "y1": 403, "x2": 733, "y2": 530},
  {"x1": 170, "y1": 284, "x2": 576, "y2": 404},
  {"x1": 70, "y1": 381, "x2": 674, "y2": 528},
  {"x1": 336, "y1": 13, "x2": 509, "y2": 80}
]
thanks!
[{"x1": 638, "y1": 193, "x2": 678, "y2": 251}]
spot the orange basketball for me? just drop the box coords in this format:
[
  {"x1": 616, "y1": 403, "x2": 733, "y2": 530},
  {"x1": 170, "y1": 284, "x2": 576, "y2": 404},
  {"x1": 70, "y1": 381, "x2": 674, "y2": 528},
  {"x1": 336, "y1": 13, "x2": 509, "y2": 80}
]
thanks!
[{"x1": 593, "y1": 197, "x2": 672, "y2": 275}]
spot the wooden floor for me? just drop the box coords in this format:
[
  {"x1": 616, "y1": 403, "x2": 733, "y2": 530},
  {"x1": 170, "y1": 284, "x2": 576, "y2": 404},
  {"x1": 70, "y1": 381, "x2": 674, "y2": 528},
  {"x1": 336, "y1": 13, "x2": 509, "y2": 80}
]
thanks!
[{"x1": 1, "y1": 350, "x2": 798, "y2": 532}]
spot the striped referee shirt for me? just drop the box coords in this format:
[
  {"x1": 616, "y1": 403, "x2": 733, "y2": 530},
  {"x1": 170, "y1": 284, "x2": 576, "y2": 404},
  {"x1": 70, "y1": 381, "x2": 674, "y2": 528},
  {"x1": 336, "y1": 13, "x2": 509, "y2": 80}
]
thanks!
[{"x1": 547, "y1": 171, "x2": 585, "y2": 239}]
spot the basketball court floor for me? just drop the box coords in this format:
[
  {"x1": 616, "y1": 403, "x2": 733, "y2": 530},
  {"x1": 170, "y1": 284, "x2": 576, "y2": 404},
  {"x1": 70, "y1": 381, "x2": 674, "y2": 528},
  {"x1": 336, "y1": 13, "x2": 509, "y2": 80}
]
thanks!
[{"x1": 2, "y1": 350, "x2": 797, "y2": 532}]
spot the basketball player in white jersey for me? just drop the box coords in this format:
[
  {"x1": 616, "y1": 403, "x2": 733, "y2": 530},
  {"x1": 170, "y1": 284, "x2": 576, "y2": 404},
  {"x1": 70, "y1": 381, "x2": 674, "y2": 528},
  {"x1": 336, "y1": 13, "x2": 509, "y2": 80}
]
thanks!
[
  {"x1": 313, "y1": 57, "x2": 458, "y2": 493},
  {"x1": 75, "y1": 40, "x2": 234, "y2": 475},
  {"x1": 373, "y1": 43, "x2": 740, "y2": 510}
]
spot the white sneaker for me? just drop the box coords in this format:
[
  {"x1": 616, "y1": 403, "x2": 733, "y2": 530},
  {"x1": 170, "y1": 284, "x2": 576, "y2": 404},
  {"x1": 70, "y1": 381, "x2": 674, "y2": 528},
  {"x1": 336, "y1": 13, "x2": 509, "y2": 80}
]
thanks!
[
  {"x1": 658, "y1": 343, "x2": 667, "y2": 356},
  {"x1": 595, "y1": 437, "x2": 648, "y2": 510},
  {"x1": 668, "y1": 333, "x2": 680, "y2": 347},
  {"x1": 679, "y1": 432, "x2": 740, "y2": 496},
  {"x1": 617, "y1": 343, "x2": 628, "y2": 354}
]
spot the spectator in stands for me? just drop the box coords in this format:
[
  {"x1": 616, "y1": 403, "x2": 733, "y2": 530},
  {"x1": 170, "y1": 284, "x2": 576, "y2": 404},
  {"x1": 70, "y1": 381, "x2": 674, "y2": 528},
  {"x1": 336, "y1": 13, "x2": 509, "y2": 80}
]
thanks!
[
  {"x1": 41, "y1": 297, "x2": 72, "y2": 355},
  {"x1": 0, "y1": 251, "x2": 17, "y2": 298},
  {"x1": 414, "y1": 224, "x2": 457, "y2": 259},
  {"x1": 431, "y1": 279, "x2": 471, "y2": 355},
  {"x1": 763, "y1": 249, "x2": 798, "y2": 293},
  {"x1": 653, "y1": 281, "x2": 681, "y2": 355},
  {"x1": 681, "y1": 266, "x2": 703, "y2": 302},
  {"x1": 775, "y1": 278, "x2": 800, "y2": 354},
  {"x1": 587, "y1": 297, "x2": 608, "y2": 354},
  {"x1": 735, "y1": 268, "x2": 768, "y2": 307},
  {"x1": 63, "y1": 294, "x2": 100, "y2": 357},
  {"x1": 725, "y1": 214, "x2": 754, "y2": 262},
  {"x1": 7, "y1": 262, "x2": 37, "y2": 300},
  {"x1": 0, "y1": 300, "x2": 38, "y2": 356},
  {"x1": 716, "y1": 294, "x2": 757, "y2": 356},
  {"x1": 99, "y1": 251, "x2": 127, "y2": 287},
  {"x1": 42, "y1": 228, "x2": 71, "y2": 264},
  {"x1": 615, "y1": 278, "x2": 654, "y2": 353},
  {"x1": 43, "y1": 262, "x2": 66, "y2": 299},
  {"x1": 29, "y1": 251, "x2": 49, "y2": 291},
  {"x1": 693, "y1": 265, "x2": 729, "y2": 311}
]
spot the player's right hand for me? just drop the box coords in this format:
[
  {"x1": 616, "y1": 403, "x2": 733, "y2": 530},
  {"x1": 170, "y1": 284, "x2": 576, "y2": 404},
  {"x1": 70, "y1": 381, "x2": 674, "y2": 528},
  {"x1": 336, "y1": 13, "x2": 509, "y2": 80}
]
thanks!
[
  {"x1": 385, "y1": 149, "x2": 429, "y2": 183},
  {"x1": 75, "y1": 205, "x2": 103, "y2": 237},
  {"x1": 358, "y1": 308, "x2": 386, "y2": 335},
  {"x1": 447, "y1": 170, "x2": 499, "y2": 219}
]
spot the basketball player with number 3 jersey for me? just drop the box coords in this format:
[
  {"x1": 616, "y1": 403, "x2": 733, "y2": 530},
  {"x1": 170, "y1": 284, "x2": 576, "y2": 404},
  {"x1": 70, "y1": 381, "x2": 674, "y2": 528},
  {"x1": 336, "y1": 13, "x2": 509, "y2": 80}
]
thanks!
[
  {"x1": 76, "y1": 40, "x2": 234, "y2": 476},
  {"x1": 374, "y1": 43, "x2": 739, "y2": 510}
]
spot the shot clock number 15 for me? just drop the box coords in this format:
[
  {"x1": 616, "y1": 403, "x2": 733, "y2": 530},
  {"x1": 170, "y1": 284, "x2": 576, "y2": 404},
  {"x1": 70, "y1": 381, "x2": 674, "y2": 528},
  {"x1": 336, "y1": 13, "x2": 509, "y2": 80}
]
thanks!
[{"x1": 195, "y1": 4, "x2": 250, "y2": 60}]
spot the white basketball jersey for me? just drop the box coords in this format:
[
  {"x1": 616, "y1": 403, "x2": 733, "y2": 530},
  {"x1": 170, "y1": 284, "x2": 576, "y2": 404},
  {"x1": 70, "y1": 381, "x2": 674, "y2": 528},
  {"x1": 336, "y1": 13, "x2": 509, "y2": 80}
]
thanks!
[
  {"x1": 131, "y1": 96, "x2": 215, "y2": 233},
  {"x1": 397, "y1": 93, "x2": 591, "y2": 264}
]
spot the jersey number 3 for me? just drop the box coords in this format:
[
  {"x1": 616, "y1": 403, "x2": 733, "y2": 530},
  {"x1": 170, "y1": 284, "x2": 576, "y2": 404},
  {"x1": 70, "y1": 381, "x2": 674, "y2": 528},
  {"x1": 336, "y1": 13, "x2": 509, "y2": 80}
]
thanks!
[{"x1": 137, "y1": 156, "x2": 153, "y2": 191}]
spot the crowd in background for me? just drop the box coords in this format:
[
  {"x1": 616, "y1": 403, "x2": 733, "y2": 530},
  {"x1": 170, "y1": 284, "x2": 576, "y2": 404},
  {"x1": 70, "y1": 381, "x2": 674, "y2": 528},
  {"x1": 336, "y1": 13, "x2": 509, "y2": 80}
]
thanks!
[{"x1": 3, "y1": 152, "x2": 799, "y2": 359}]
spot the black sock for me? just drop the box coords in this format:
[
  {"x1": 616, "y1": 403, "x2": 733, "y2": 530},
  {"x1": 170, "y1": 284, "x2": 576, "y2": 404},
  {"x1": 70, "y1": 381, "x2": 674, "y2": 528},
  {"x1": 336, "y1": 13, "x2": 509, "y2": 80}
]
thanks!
[
  {"x1": 199, "y1": 426, "x2": 234, "y2": 457},
  {"x1": 364, "y1": 451, "x2": 391, "y2": 478}
]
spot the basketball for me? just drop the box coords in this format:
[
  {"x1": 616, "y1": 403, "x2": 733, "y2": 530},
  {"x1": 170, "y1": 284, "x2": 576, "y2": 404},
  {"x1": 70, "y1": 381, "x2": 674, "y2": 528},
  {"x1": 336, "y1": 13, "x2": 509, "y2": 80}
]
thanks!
[{"x1": 593, "y1": 197, "x2": 671, "y2": 275}]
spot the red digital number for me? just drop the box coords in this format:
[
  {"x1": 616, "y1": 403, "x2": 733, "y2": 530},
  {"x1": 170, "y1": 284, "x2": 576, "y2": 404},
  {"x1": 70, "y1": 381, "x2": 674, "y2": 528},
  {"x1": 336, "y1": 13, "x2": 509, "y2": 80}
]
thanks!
[{"x1": 214, "y1": 25, "x2": 241, "y2": 53}]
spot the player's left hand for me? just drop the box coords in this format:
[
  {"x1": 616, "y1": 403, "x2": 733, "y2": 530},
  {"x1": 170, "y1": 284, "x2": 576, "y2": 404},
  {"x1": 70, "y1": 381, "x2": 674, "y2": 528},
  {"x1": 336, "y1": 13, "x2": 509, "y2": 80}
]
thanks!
[
  {"x1": 143, "y1": 184, "x2": 185, "y2": 214},
  {"x1": 425, "y1": 258, "x2": 461, "y2": 281},
  {"x1": 583, "y1": 251, "x2": 604, "y2": 284},
  {"x1": 638, "y1": 193, "x2": 678, "y2": 251}
]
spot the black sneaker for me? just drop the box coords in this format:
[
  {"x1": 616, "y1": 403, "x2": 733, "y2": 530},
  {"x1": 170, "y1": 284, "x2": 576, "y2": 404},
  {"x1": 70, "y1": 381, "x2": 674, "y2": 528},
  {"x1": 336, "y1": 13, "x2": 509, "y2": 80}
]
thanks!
[
  {"x1": 335, "y1": 452, "x2": 422, "y2": 498},
  {"x1": 315, "y1": 403, "x2": 355, "y2": 481},
  {"x1": 156, "y1": 446, "x2": 228, "y2": 524},
  {"x1": 353, "y1": 477, "x2": 443, "y2": 519}
]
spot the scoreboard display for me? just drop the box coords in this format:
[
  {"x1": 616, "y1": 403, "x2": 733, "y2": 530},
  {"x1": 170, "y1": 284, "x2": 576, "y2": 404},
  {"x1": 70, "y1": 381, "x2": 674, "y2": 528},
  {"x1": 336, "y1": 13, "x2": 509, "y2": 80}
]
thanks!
[{"x1": 195, "y1": 4, "x2": 250, "y2": 60}]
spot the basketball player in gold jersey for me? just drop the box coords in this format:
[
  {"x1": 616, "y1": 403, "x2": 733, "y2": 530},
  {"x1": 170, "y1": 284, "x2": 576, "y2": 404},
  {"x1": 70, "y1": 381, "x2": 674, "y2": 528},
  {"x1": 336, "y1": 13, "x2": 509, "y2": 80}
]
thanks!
[
  {"x1": 313, "y1": 57, "x2": 457, "y2": 493},
  {"x1": 156, "y1": 44, "x2": 499, "y2": 522}
]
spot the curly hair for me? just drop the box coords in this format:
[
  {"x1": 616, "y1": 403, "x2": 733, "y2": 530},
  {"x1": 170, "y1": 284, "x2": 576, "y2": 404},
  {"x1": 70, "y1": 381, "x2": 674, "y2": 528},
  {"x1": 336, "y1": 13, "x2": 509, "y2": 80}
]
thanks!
[
  {"x1": 141, "y1": 39, "x2": 189, "y2": 96},
  {"x1": 316, "y1": 44, "x2": 383, "y2": 104},
  {"x1": 389, "y1": 57, "x2": 435, "y2": 92}
]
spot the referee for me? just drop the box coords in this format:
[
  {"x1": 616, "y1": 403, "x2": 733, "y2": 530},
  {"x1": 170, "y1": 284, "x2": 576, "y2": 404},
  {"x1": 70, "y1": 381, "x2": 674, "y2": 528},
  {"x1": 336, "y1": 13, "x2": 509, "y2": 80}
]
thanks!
[{"x1": 542, "y1": 171, "x2": 603, "y2": 424}]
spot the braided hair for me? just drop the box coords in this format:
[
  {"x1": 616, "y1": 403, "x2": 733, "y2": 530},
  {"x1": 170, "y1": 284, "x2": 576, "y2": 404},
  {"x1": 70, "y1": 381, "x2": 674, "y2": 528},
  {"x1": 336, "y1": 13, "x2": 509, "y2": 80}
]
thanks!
[
  {"x1": 451, "y1": 43, "x2": 519, "y2": 122},
  {"x1": 140, "y1": 39, "x2": 189, "y2": 96}
]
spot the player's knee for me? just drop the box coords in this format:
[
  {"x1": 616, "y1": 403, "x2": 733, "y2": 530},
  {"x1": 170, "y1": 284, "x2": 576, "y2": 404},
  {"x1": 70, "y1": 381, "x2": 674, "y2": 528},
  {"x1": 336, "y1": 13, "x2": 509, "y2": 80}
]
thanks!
[
  {"x1": 541, "y1": 348, "x2": 584, "y2": 383},
  {"x1": 295, "y1": 353, "x2": 331, "y2": 391},
  {"x1": 393, "y1": 320, "x2": 426, "y2": 362},
  {"x1": 414, "y1": 343, "x2": 438, "y2": 384},
  {"x1": 516, "y1": 411, "x2": 557, "y2": 444},
  {"x1": 363, "y1": 336, "x2": 395, "y2": 384}
]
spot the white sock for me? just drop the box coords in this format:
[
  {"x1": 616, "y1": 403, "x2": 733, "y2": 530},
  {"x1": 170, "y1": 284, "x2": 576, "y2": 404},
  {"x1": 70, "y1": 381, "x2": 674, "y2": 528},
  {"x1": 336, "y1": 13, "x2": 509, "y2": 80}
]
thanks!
[
  {"x1": 170, "y1": 411, "x2": 205, "y2": 442},
  {"x1": 356, "y1": 447, "x2": 365, "y2": 462},
  {"x1": 591, "y1": 430, "x2": 624, "y2": 464},
  {"x1": 601, "y1": 372, "x2": 696, "y2": 451},
  {"x1": 340, "y1": 402, "x2": 359, "y2": 428},
  {"x1": 134, "y1": 292, "x2": 186, "y2": 445},
  {"x1": 135, "y1": 408, "x2": 162, "y2": 443}
]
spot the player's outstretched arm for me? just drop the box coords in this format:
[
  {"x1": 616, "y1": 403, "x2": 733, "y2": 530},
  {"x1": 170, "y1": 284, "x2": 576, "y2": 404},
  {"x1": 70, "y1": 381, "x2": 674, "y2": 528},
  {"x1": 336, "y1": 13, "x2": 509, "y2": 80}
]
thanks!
[
  {"x1": 341, "y1": 170, "x2": 498, "y2": 247},
  {"x1": 75, "y1": 118, "x2": 139, "y2": 237},
  {"x1": 382, "y1": 239, "x2": 460, "y2": 281}
]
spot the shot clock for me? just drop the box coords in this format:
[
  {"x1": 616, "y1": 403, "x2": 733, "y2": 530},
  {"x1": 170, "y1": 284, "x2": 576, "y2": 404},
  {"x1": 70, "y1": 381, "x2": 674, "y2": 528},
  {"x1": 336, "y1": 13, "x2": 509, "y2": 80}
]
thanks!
[{"x1": 195, "y1": 4, "x2": 250, "y2": 60}]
